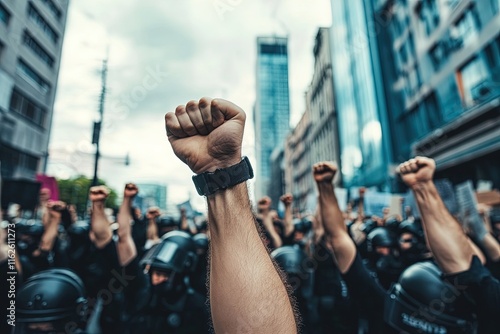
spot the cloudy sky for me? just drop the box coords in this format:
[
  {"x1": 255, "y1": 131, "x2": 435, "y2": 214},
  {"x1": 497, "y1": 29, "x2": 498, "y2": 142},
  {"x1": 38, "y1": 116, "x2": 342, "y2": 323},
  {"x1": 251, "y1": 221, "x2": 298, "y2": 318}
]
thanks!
[{"x1": 47, "y1": 0, "x2": 332, "y2": 209}]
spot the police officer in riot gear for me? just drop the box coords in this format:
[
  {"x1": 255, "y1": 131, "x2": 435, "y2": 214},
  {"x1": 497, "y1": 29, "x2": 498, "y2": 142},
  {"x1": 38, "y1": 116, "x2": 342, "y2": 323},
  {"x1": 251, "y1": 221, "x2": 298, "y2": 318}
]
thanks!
[
  {"x1": 272, "y1": 245, "x2": 314, "y2": 332},
  {"x1": 398, "y1": 218, "x2": 432, "y2": 267},
  {"x1": 15, "y1": 269, "x2": 89, "y2": 334},
  {"x1": 385, "y1": 261, "x2": 477, "y2": 333},
  {"x1": 126, "y1": 231, "x2": 209, "y2": 334}
]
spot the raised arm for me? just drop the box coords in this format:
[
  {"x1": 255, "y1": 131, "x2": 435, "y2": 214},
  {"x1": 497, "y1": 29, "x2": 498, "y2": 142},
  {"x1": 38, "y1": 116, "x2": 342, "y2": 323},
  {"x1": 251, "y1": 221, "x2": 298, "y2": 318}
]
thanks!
[
  {"x1": 89, "y1": 186, "x2": 113, "y2": 249},
  {"x1": 280, "y1": 193, "x2": 295, "y2": 237},
  {"x1": 257, "y1": 196, "x2": 283, "y2": 249},
  {"x1": 145, "y1": 206, "x2": 161, "y2": 243},
  {"x1": 116, "y1": 183, "x2": 138, "y2": 266},
  {"x1": 165, "y1": 97, "x2": 297, "y2": 333},
  {"x1": 313, "y1": 162, "x2": 356, "y2": 273},
  {"x1": 34, "y1": 201, "x2": 65, "y2": 256},
  {"x1": 398, "y1": 157, "x2": 473, "y2": 274}
]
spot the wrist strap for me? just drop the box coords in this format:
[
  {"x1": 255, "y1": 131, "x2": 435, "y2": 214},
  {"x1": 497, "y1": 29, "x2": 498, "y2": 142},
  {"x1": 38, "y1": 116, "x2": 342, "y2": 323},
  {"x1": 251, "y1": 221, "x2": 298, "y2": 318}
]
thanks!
[{"x1": 192, "y1": 157, "x2": 253, "y2": 196}]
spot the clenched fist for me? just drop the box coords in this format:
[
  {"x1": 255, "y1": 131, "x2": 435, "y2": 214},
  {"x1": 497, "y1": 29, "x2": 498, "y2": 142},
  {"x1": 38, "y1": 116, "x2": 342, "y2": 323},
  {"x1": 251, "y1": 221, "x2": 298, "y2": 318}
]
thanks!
[
  {"x1": 280, "y1": 194, "x2": 293, "y2": 206},
  {"x1": 165, "y1": 97, "x2": 246, "y2": 174},
  {"x1": 312, "y1": 161, "x2": 338, "y2": 183},
  {"x1": 397, "y1": 157, "x2": 436, "y2": 188},
  {"x1": 89, "y1": 186, "x2": 110, "y2": 202},
  {"x1": 124, "y1": 183, "x2": 139, "y2": 198}
]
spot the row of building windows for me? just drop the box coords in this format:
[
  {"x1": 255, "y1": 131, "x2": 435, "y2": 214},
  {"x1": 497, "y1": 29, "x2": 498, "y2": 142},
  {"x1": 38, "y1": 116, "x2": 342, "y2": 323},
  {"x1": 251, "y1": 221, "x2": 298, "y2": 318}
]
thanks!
[
  {"x1": 40, "y1": 0, "x2": 62, "y2": 22},
  {"x1": 23, "y1": 30, "x2": 55, "y2": 68},
  {"x1": 27, "y1": 3, "x2": 58, "y2": 44},
  {"x1": 16, "y1": 59, "x2": 51, "y2": 95},
  {"x1": 9, "y1": 89, "x2": 49, "y2": 128},
  {"x1": 0, "y1": 145, "x2": 40, "y2": 178},
  {"x1": 0, "y1": 3, "x2": 10, "y2": 25}
]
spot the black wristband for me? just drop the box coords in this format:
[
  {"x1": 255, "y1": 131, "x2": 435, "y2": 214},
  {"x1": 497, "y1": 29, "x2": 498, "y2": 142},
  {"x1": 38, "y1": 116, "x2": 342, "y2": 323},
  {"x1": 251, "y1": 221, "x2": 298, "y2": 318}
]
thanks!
[{"x1": 192, "y1": 156, "x2": 254, "y2": 196}]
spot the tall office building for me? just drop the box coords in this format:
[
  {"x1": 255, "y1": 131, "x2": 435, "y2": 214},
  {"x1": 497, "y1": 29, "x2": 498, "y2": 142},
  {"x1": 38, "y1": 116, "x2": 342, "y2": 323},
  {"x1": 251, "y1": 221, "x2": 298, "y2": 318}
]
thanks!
[
  {"x1": 329, "y1": 0, "x2": 393, "y2": 190},
  {"x1": 374, "y1": 0, "x2": 500, "y2": 189},
  {"x1": 254, "y1": 36, "x2": 290, "y2": 200},
  {"x1": 0, "y1": 0, "x2": 69, "y2": 179}
]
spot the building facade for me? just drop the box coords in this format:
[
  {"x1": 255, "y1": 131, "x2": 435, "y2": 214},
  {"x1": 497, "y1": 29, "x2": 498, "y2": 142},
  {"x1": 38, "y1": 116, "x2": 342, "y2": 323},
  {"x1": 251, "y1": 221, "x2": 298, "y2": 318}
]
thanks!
[
  {"x1": 268, "y1": 146, "x2": 285, "y2": 209},
  {"x1": 134, "y1": 183, "x2": 168, "y2": 213},
  {"x1": 254, "y1": 36, "x2": 290, "y2": 199},
  {"x1": 0, "y1": 0, "x2": 69, "y2": 180},
  {"x1": 374, "y1": 0, "x2": 500, "y2": 189},
  {"x1": 329, "y1": 0, "x2": 394, "y2": 190}
]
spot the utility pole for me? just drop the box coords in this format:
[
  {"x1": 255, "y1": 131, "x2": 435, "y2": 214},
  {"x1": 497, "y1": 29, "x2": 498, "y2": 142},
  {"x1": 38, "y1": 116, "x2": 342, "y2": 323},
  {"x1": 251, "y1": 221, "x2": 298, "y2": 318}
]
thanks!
[{"x1": 91, "y1": 59, "x2": 108, "y2": 186}]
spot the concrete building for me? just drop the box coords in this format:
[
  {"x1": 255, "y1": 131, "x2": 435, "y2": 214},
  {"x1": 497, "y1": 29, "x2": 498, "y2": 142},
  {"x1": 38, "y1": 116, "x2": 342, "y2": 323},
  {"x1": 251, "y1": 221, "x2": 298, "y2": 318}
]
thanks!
[
  {"x1": 0, "y1": 0, "x2": 69, "y2": 179},
  {"x1": 284, "y1": 110, "x2": 312, "y2": 212},
  {"x1": 307, "y1": 28, "x2": 341, "y2": 183},
  {"x1": 374, "y1": 0, "x2": 500, "y2": 189},
  {"x1": 268, "y1": 146, "x2": 285, "y2": 209},
  {"x1": 254, "y1": 36, "x2": 290, "y2": 200}
]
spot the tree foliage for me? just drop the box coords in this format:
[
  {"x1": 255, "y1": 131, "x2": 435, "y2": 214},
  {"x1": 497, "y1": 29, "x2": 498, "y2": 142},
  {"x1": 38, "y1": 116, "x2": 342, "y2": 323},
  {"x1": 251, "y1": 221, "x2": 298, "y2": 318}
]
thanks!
[{"x1": 57, "y1": 176, "x2": 118, "y2": 219}]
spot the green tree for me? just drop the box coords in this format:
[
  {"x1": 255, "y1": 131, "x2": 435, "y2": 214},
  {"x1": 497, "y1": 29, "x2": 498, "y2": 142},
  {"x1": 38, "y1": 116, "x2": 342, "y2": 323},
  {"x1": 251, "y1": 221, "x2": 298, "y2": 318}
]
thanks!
[{"x1": 57, "y1": 176, "x2": 118, "y2": 219}]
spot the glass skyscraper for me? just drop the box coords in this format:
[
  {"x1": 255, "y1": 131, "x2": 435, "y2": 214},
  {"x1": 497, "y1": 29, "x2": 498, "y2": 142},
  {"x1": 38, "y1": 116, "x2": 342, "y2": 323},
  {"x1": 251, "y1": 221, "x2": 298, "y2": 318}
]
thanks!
[
  {"x1": 254, "y1": 36, "x2": 290, "y2": 199},
  {"x1": 330, "y1": 0, "x2": 392, "y2": 189}
]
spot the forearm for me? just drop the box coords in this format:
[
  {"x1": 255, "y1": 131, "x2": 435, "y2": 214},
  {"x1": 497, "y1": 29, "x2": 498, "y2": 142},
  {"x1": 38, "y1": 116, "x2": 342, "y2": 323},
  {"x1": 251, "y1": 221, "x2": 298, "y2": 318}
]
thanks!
[
  {"x1": 116, "y1": 198, "x2": 137, "y2": 265},
  {"x1": 208, "y1": 183, "x2": 297, "y2": 333},
  {"x1": 38, "y1": 217, "x2": 59, "y2": 251},
  {"x1": 180, "y1": 214, "x2": 189, "y2": 231},
  {"x1": 317, "y1": 182, "x2": 356, "y2": 273},
  {"x1": 283, "y1": 205, "x2": 294, "y2": 237},
  {"x1": 262, "y1": 216, "x2": 282, "y2": 248},
  {"x1": 412, "y1": 182, "x2": 473, "y2": 273},
  {"x1": 146, "y1": 219, "x2": 159, "y2": 240},
  {"x1": 480, "y1": 234, "x2": 500, "y2": 262},
  {"x1": 91, "y1": 202, "x2": 112, "y2": 247}
]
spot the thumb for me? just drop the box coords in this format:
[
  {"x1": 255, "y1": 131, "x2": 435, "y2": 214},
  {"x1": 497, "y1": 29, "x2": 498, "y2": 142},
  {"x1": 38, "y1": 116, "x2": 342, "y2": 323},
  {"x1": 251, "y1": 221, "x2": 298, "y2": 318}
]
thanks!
[{"x1": 211, "y1": 98, "x2": 246, "y2": 122}]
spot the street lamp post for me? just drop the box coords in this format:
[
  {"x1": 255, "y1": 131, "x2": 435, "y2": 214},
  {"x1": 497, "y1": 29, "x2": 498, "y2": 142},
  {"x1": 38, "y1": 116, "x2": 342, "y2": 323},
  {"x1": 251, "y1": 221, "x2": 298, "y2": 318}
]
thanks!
[{"x1": 92, "y1": 59, "x2": 108, "y2": 186}]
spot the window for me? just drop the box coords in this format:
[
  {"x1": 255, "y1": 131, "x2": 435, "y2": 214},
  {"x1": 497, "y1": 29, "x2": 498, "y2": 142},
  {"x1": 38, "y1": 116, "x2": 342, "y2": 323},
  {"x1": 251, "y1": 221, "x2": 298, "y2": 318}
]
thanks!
[
  {"x1": 27, "y1": 3, "x2": 58, "y2": 44},
  {"x1": 22, "y1": 31, "x2": 55, "y2": 68},
  {"x1": 457, "y1": 57, "x2": 489, "y2": 106},
  {"x1": 9, "y1": 89, "x2": 49, "y2": 127},
  {"x1": 416, "y1": 0, "x2": 440, "y2": 36},
  {"x1": 451, "y1": 8, "x2": 481, "y2": 47},
  {"x1": 425, "y1": 93, "x2": 442, "y2": 128},
  {"x1": 0, "y1": 3, "x2": 11, "y2": 25},
  {"x1": 16, "y1": 59, "x2": 51, "y2": 94},
  {"x1": 40, "y1": 0, "x2": 62, "y2": 21},
  {"x1": 429, "y1": 42, "x2": 447, "y2": 70}
]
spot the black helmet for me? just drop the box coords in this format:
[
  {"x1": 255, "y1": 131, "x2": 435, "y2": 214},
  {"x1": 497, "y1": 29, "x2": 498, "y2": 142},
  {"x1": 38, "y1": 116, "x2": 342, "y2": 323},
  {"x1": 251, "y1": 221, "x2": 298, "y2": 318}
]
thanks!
[
  {"x1": 193, "y1": 233, "x2": 209, "y2": 253},
  {"x1": 385, "y1": 217, "x2": 400, "y2": 232},
  {"x1": 16, "y1": 269, "x2": 88, "y2": 333},
  {"x1": 271, "y1": 246, "x2": 312, "y2": 294},
  {"x1": 385, "y1": 262, "x2": 476, "y2": 333},
  {"x1": 157, "y1": 215, "x2": 179, "y2": 228},
  {"x1": 399, "y1": 218, "x2": 424, "y2": 240},
  {"x1": 367, "y1": 227, "x2": 396, "y2": 252},
  {"x1": 293, "y1": 218, "x2": 313, "y2": 234},
  {"x1": 143, "y1": 231, "x2": 197, "y2": 273},
  {"x1": 361, "y1": 218, "x2": 378, "y2": 235},
  {"x1": 15, "y1": 219, "x2": 44, "y2": 237}
]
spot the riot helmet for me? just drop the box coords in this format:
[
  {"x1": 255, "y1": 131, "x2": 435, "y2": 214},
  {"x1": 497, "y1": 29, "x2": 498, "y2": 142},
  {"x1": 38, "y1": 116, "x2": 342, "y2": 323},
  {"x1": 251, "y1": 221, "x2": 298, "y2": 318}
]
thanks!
[
  {"x1": 16, "y1": 269, "x2": 88, "y2": 333},
  {"x1": 385, "y1": 261, "x2": 476, "y2": 333}
]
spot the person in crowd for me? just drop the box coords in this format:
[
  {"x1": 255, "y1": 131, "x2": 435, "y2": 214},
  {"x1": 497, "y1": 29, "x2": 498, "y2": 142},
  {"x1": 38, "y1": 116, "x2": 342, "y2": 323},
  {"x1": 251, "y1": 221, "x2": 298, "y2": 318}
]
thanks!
[
  {"x1": 313, "y1": 159, "x2": 491, "y2": 333},
  {"x1": 164, "y1": 97, "x2": 298, "y2": 333},
  {"x1": 143, "y1": 206, "x2": 162, "y2": 249},
  {"x1": 256, "y1": 196, "x2": 283, "y2": 249},
  {"x1": 398, "y1": 156, "x2": 500, "y2": 333},
  {"x1": 15, "y1": 268, "x2": 89, "y2": 334},
  {"x1": 397, "y1": 218, "x2": 433, "y2": 267}
]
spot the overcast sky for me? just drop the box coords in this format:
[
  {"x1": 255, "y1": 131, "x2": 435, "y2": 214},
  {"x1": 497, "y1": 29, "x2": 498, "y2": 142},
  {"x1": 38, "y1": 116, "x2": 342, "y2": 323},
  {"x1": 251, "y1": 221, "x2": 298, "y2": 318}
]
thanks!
[{"x1": 47, "y1": 0, "x2": 332, "y2": 209}]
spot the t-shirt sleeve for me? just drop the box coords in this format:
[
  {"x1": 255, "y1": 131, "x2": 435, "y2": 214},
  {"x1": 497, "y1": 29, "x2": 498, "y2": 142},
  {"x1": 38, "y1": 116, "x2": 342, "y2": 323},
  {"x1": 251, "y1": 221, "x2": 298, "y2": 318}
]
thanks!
[{"x1": 342, "y1": 252, "x2": 386, "y2": 308}]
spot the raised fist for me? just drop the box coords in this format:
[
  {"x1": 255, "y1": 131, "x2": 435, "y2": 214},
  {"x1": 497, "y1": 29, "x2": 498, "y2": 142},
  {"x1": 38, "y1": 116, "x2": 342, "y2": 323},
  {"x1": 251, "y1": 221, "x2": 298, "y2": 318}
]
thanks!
[
  {"x1": 89, "y1": 186, "x2": 110, "y2": 202},
  {"x1": 397, "y1": 157, "x2": 436, "y2": 188},
  {"x1": 280, "y1": 194, "x2": 293, "y2": 206},
  {"x1": 124, "y1": 183, "x2": 139, "y2": 198},
  {"x1": 312, "y1": 161, "x2": 338, "y2": 183},
  {"x1": 257, "y1": 196, "x2": 272, "y2": 212},
  {"x1": 165, "y1": 97, "x2": 246, "y2": 174},
  {"x1": 146, "y1": 207, "x2": 161, "y2": 220},
  {"x1": 47, "y1": 200, "x2": 66, "y2": 219}
]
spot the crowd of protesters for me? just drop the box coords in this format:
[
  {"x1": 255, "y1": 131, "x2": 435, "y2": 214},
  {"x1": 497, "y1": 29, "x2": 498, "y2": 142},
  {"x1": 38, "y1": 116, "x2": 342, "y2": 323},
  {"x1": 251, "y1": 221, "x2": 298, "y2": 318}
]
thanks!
[{"x1": 1, "y1": 97, "x2": 499, "y2": 333}]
